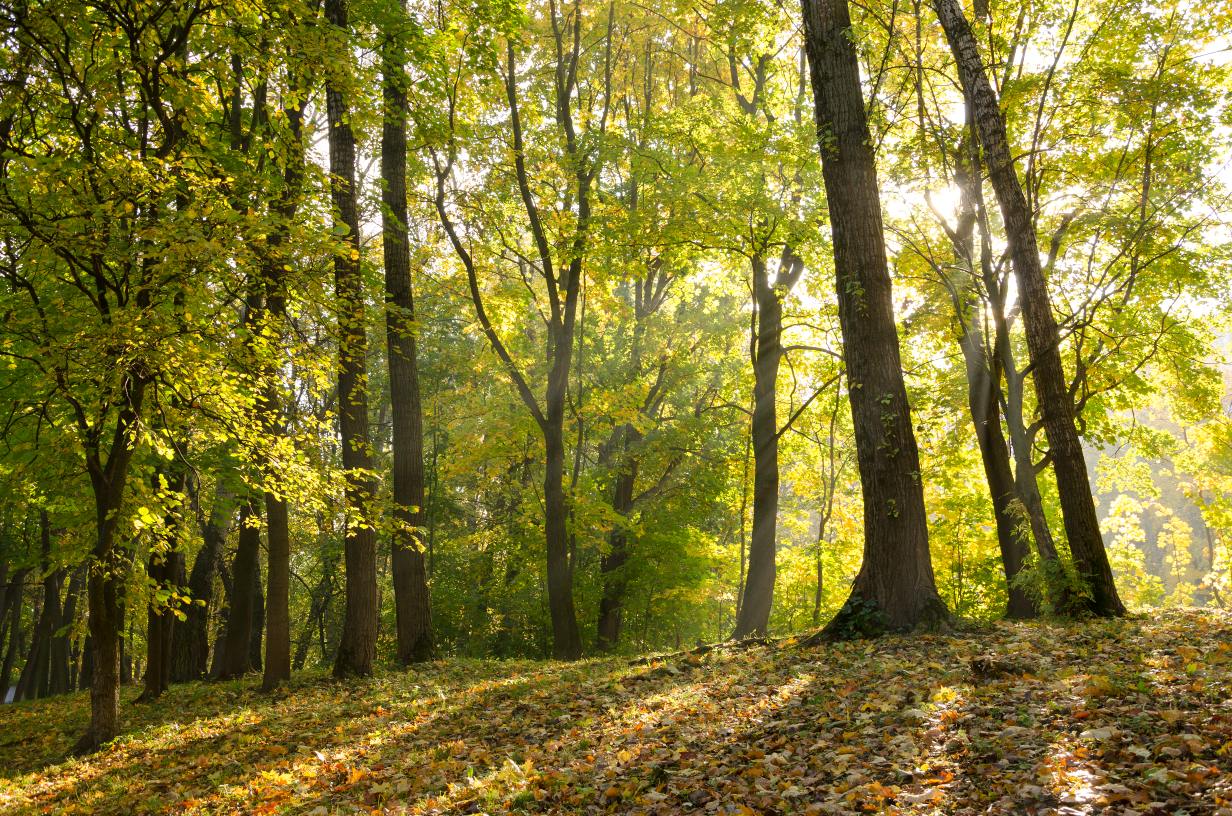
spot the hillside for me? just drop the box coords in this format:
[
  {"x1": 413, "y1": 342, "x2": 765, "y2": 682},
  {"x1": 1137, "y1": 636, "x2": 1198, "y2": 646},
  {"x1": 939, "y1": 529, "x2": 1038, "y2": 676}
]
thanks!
[{"x1": 3, "y1": 611, "x2": 1231, "y2": 815}]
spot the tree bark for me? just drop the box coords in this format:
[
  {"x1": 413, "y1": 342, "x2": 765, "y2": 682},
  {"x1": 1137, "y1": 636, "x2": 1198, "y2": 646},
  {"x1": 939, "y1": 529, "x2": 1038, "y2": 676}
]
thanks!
[
  {"x1": 216, "y1": 500, "x2": 261, "y2": 680},
  {"x1": 596, "y1": 426, "x2": 640, "y2": 651},
  {"x1": 17, "y1": 512, "x2": 60, "y2": 700},
  {"x1": 50, "y1": 565, "x2": 84, "y2": 695},
  {"x1": 933, "y1": 0, "x2": 1124, "y2": 616},
  {"x1": 943, "y1": 160, "x2": 1037, "y2": 619},
  {"x1": 735, "y1": 254, "x2": 785, "y2": 637},
  {"x1": 327, "y1": 0, "x2": 379, "y2": 677},
  {"x1": 173, "y1": 482, "x2": 230, "y2": 682},
  {"x1": 77, "y1": 381, "x2": 148, "y2": 752},
  {"x1": 249, "y1": 560, "x2": 264, "y2": 673},
  {"x1": 259, "y1": 73, "x2": 304, "y2": 693},
  {"x1": 382, "y1": 0, "x2": 433, "y2": 665},
  {"x1": 802, "y1": 0, "x2": 948, "y2": 636},
  {"x1": 0, "y1": 568, "x2": 25, "y2": 700}
]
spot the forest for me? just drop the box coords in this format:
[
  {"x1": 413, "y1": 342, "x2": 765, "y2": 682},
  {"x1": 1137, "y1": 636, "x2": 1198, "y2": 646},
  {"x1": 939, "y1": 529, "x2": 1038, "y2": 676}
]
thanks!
[{"x1": 0, "y1": 0, "x2": 1231, "y2": 811}]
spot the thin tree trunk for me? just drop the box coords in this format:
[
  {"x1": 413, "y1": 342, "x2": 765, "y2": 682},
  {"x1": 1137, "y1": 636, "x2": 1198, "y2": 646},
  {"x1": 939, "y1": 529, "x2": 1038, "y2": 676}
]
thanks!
[
  {"x1": 735, "y1": 255, "x2": 784, "y2": 637},
  {"x1": 382, "y1": 0, "x2": 433, "y2": 665},
  {"x1": 249, "y1": 562, "x2": 264, "y2": 673},
  {"x1": 933, "y1": 0, "x2": 1123, "y2": 616},
  {"x1": 326, "y1": 0, "x2": 379, "y2": 678},
  {"x1": 943, "y1": 160, "x2": 1037, "y2": 619},
  {"x1": 77, "y1": 385, "x2": 148, "y2": 752},
  {"x1": 802, "y1": 0, "x2": 948, "y2": 636},
  {"x1": 0, "y1": 569, "x2": 25, "y2": 700},
  {"x1": 50, "y1": 565, "x2": 84, "y2": 695},
  {"x1": 596, "y1": 426, "x2": 640, "y2": 651},
  {"x1": 17, "y1": 513, "x2": 60, "y2": 701}
]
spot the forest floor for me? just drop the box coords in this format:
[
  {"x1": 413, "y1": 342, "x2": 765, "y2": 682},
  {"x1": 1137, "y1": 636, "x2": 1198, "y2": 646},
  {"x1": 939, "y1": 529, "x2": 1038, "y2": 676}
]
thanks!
[{"x1": 2, "y1": 610, "x2": 1231, "y2": 815}]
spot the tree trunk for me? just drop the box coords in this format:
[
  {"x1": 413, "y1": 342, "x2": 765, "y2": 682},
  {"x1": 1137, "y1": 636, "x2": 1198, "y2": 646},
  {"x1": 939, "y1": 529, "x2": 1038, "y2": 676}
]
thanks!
[
  {"x1": 957, "y1": 312, "x2": 1037, "y2": 618},
  {"x1": 217, "y1": 500, "x2": 261, "y2": 680},
  {"x1": 802, "y1": 0, "x2": 948, "y2": 637},
  {"x1": 258, "y1": 77, "x2": 304, "y2": 693},
  {"x1": 78, "y1": 390, "x2": 148, "y2": 753},
  {"x1": 50, "y1": 565, "x2": 84, "y2": 695},
  {"x1": 382, "y1": 0, "x2": 433, "y2": 666},
  {"x1": 932, "y1": 0, "x2": 1123, "y2": 616},
  {"x1": 735, "y1": 255, "x2": 783, "y2": 638},
  {"x1": 596, "y1": 426, "x2": 640, "y2": 651},
  {"x1": 543, "y1": 415, "x2": 583, "y2": 660},
  {"x1": 0, "y1": 568, "x2": 28, "y2": 700},
  {"x1": 327, "y1": 0, "x2": 379, "y2": 678},
  {"x1": 173, "y1": 482, "x2": 231, "y2": 682},
  {"x1": 17, "y1": 513, "x2": 60, "y2": 701},
  {"x1": 249, "y1": 561, "x2": 264, "y2": 673},
  {"x1": 944, "y1": 161, "x2": 1038, "y2": 619}
]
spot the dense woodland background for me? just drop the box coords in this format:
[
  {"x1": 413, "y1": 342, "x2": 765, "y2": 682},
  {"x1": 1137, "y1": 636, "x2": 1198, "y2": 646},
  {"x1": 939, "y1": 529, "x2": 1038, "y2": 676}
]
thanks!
[{"x1": 0, "y1": 0, "x2": 1230, "y2": 755}]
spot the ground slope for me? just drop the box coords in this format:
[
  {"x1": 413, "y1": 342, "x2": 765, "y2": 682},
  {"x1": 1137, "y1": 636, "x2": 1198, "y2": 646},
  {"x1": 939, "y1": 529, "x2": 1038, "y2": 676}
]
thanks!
[{"x1": 2, "y1": 611, "x2": 1231, "y2": 815}]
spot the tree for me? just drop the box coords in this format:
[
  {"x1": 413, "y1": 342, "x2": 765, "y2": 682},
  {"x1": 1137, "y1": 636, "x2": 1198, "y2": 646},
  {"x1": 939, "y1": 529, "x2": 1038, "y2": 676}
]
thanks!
[
  {"x1": 801, "y1": 0, "x2": 948, "y2": 635},
  {"x1": 932, "y1": 0, "x2": 1124, "y2": 616},
  {"x1": 326, "y1": 0, "x2": 380, "y2": 677},
  {"x1": 381, "y1": 0, "x2": 433, "y2": 665}
]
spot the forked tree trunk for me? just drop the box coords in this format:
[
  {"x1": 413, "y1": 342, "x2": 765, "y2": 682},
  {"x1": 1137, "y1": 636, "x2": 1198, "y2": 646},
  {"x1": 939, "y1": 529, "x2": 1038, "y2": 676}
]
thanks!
[
  {"x1": 945, "y1": 161, "x2": 1037, "y2": 619},
  {"x1": 933, "y1": 0, "x2": 1124, "y2": 616},
  {"x1": 382, "y1": 0, "x2": 433, "y2": 665},
  {"x1": 802, "y1": 0, "x2": 948, "y2": 637},
  {"x1": 327, "y1": 0, "x2": 380, "y2": 677}
]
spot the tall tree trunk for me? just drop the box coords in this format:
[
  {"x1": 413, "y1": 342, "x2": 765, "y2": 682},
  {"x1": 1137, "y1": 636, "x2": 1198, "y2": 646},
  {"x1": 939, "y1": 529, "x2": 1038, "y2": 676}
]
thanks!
[
  {"x1": 957, "y1": 310, "x2": 1037, "y2": 618},
  {"x1": 17, "y1": 512, "x2": 60, "y2": 701},
  {"x1": 943, "y1": 160, "x2": 1037, "y2": 619},
  {"x1": 50, "y1": 565, "x2": 84, "y2": 695},
  {"x1": 932, "y1": 0, "x2": 1124, "y2": 616},
  {"x1": 382, "y1": 0, "x2": 433, "y2": 665},
  {"x1": 217, "y1": 500, "x2": 261, "y2": 680},
  {"x1": 543, "y1": 413, "x2": 582, "y2": 660},
  {"x1": 735, "y1": 255, "x2": 784, "y2": 637},
  {"x1": 596, "y1": 425, "x2": 640, "y2": 651},
  {"x1": 77, "y1": 384, "x2": 148, "y2": 752},
  {"x1": 259, "y1": 75, "x2": 304, "y2": 693},
  {"x1": 802, "y1": 0, "x2": 948, "y2": 636},
  {"x1": 0, "y1": 568, "x2": 26, "y2": 700},
  {"x1": 173, "y1": 482, "x2": 231, "y2": 682},
  {"x1": 326, "y1": 0, "x2": 379, "y2": 678}
]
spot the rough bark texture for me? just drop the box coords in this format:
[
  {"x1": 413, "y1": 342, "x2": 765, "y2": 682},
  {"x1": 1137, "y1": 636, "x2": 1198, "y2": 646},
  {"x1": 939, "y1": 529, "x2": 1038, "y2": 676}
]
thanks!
[
  {"x1": 259, "y1": 78, "x2": 303, "y2": 693},
  {"x1": 173, "y1": 482, "x2": 230, "y2": 682},
  {"x1": 933, "y1": 0, "x2": 1124, "y2": 616},
  {"x1": 382, "y1": 0, "x2": 434, "y2": 665},
  {"x1": 327, "y1": 0, "x2": 379, "y2": 678},
  {"x1": 76, "y1": 380, "x2": 147, "y2": 753},
  {"x1": 802, "y1": 0, "x2": 948, "y2": 636},
  {"x1": 217, "y1": 500, "x2": 261, "y2": 680}
]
